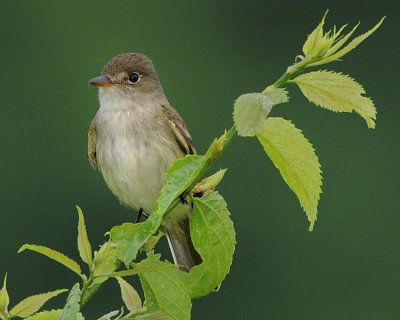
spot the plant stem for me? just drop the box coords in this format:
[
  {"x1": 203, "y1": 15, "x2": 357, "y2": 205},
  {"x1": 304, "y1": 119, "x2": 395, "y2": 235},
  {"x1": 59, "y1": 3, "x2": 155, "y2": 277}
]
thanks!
[{"x1": 273, "y1": 72, "x2": 291, "y2": 88}]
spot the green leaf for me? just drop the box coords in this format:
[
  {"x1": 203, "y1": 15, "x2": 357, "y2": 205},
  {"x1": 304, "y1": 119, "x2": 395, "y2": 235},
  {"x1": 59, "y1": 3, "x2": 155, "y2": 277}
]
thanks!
[
  {"x1": 292, "y1": 70, "x2": 376, "y2": 128},
  {"x1": 302, "y1": 10, "x2": 328, "y2": 57},
  {"x1": 256, "y1": 117, "x2": 322, "y2": 230},
  {"x1": 141, "y1": 232, "x2": 164, "y2": 253},
  {"x1": 60, "y1": 284, "x2": 83, "y2": 320},
  {"x1": 76, "y1": 206, "x2": 93, "y2": 267},
  {"x1": 192, "y1": 169, "x2": 227, "y2": 194},
  {"x1": 262, "y1": 86, "x2": 289, "y2": 105},
  {"x1": 309, "y1": 17, "x2": 385, "y2": 67},
  {"x1": 0, "y1": 274, "x2": 9, "y2": 317},
  {"x1": 110, "y1": 219, "x2": 164, "y2": 268},
  {"x1": 233, "y1": 93, "x2": 274, "y2": 137},
  {"x1": 25, "y1": 310, "x2": 63, "y2": 320},
  {"x1": 233, "y1": 87, "x2": 289, "y2": 137},
  {"x1": 80, "y1": 240, "x2": 120, "y2": 307},
  {"x1": 10, "y1": 289, "x2": 67, "y2": 318},
  {"x1": 112, "y1": 261, "x2": 172, "y2": 278},
  {"x1": 92, "y1": 241, "x2": 119, "y2": 282},
  {"x1": 136, "y1": 252, "x2": 191, "y2": 320},
  {"x1": 116, "y1": 277, "x2": 142, "y2": 313},
  {"x1": 323, "y1": 23, "x2": 359, "y2": 59},
  {"x1": 111, "y1": 131, "x2": 230, "y2": 266},
  {"x1": 186, "y1": 191, "x2": 236, "y2": 298},
  {"x1": 154, "y1": 154, "x2": 204, "y2": 216},
  {"x1": 19, "y1": 244, "x2": 83, "y2": 278}
]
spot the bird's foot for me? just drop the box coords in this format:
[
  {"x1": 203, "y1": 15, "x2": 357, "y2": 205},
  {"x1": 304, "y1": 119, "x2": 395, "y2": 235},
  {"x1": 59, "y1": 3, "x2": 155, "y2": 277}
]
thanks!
[
  {"x1": 179, "y1": 191, "x2": 189, "y2": 205},
  {"x1": 135, "y1": 208, "x2": 149, "y2": 223}
]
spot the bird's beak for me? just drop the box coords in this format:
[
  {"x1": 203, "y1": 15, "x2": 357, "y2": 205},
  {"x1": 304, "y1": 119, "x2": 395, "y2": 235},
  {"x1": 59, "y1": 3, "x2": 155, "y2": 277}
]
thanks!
[{"x1": 89, "y1": 75, "x2": 114, "y2": 87}]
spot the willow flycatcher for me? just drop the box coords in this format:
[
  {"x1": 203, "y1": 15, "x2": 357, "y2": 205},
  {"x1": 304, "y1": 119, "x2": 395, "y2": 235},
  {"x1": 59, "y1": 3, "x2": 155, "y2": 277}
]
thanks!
[{"x1": 88, "y1": 53, "x2": 201, "y2": 272}]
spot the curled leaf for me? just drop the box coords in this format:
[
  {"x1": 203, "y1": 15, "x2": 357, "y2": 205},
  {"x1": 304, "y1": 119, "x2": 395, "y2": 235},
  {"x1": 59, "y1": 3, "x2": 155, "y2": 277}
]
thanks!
[
  {"x1": 301, "y1": 11, "x2": 384, "y2": 67},
  {"x1": 309, "y1": 17, "x2": 385, "y2": 67},
  {"x1": 192, "y1": 169, "x2": 227, "y2": 194},
  {"x1": 262, "y1": 86, "x2": 289, "y2": 105},
  {"x1": 233, "y1": 93, "x2": 274, "y2": 137}
]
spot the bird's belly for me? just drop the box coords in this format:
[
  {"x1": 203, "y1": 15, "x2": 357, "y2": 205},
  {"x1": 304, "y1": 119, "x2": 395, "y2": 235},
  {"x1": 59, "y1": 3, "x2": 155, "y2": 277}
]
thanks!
[{"x1": 97, "y1": 130, "x2": 182, "y2": 214}]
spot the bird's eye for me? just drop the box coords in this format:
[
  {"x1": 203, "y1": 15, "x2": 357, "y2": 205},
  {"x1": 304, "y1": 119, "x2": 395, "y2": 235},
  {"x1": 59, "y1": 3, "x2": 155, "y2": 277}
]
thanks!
[{"x1": 128, "y1": 72, "x2": 140, "y2": 84}]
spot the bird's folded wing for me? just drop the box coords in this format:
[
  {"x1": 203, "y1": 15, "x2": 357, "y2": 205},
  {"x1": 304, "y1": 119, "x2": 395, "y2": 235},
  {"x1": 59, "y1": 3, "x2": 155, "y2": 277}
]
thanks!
[
  {"x1": 162, "y1": 105, "x2": 196, "y2": 155},
  {"x1": 88, "y1": 120, "x2": 98, "y2": 169}
]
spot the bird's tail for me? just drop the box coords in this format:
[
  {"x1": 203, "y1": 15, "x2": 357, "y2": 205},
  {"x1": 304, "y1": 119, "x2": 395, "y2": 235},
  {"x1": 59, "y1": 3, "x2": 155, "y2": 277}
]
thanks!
[{"x1": 162, "y1": 216, "x2": 202, "y2": 272}]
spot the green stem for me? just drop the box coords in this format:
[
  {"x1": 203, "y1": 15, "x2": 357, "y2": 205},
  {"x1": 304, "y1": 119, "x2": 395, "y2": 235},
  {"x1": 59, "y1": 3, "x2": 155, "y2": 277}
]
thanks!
[
  {"x1": 80, "y1": 281, "x2": 102, "y2": 307},
  {"x1": 273, "y1": 72, "x2": 291, "y2": 88},
  {"x1": 273, "y1": 57, "x2": 310, "y2": 88}
]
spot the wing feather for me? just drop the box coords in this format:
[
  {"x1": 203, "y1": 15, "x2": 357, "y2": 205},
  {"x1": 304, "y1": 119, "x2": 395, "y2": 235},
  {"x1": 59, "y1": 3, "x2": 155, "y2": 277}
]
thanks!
[
  {"x1": 162, "y1": 105, "x2": 196, "y2": 155},
  {"x1": 88, "y1": 120, "x2": 98, "y2": 169}
]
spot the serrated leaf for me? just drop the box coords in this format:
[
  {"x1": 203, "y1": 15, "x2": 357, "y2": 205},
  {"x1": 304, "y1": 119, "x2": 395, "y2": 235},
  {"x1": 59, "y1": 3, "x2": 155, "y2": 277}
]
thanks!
[
  {"x1": 19, "y1": 244, "x2": 82, "y2": 277},
  {"x1": 192, "y1": 169, "x2": 227, "y2": 194},
  {"x1": 109, "y1": 218, "x2": 165, "y2": 269},
  {"x1": 309, "y1": 17, "x2": 385, "y2": 67},
  {"x1": 0, "y1": 274, "x2": 9, "y2": 316},
  {"x1": 25, "y1": 309, "x2": 63, "y2": 320},
  {"x1": 77, "y1": 206, "x2": 93, "y2": 267},
  {"x1": 324, "y1": 23, "x2": 359, "y2": 59},
  {"x1": 136, "y1": 253, "x2": 190, "y2": 320},
  {"x1": 116, "y1": 277, "x2": 142, "y2": 313},
  {"x1": 302, "y1": 10, "x2": 328, "y2": 56},
  {"x1": 186, "y1": 191, "x2": 236, "y2": 298},
  {"x1": 233, "y1": 93, "x2": 274, "y2": 136},
  {"x1": 111, "y1": 131, "x2": 230, "y2": 266},
  {"x1": 293, "y1": 71, "x2": 376, "y2": 128},
  {"x1": 154, "y1": 155, "x2": 204, "y2": 215},
  {"x1": 60, "y1": 284, "x2": 82, "y2": 320},
  {"x1": 91, "y1": 241, "x2": 119, "y2": 285},
  {"x1": 262, "y1": 86, "x2": 289, "y2": 105},
  {"x1": 256, "y1": 117, "x2": 322, "y2": 230},
  {"x1": 10, "y1": 289, "x2": 67, "y2": 318},
  {"x1": 81, "y1": 243, "x2": 119, "y2": 308}
]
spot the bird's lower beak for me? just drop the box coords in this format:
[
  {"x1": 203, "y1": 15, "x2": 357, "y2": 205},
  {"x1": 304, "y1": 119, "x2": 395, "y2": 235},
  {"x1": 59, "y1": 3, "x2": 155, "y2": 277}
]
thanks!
[{"x1": 89, "y1": 75, "x2": 114, "y2": 87}]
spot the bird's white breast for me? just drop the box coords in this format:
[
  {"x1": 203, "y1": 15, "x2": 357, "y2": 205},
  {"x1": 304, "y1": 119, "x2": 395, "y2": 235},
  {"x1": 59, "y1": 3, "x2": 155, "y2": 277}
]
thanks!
[{"x1": 94, "y1": 88, "x2": 184, "y2": 214}]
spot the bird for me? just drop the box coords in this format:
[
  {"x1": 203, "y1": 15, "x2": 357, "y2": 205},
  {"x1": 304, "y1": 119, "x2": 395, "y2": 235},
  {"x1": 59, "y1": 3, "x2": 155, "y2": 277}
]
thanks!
[{"x1": 88, "y1": 52, "x2": 201, "y2": 272}]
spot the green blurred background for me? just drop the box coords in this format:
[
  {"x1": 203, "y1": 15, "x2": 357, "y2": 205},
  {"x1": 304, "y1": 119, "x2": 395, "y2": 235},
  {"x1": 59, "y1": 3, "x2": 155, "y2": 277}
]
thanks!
[{"x1": 1, "y1": 1, "x2": 399, "y2": 319}]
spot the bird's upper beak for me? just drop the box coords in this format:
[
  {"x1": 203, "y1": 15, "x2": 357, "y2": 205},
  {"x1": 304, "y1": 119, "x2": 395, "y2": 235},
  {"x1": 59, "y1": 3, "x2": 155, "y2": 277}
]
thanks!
[{"x1": 89, "y1": 75, "x2": 114, "y2": 87}]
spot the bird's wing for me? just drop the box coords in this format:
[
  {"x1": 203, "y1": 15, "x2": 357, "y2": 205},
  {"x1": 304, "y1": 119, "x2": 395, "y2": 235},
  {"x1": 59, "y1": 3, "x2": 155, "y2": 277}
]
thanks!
[
  {"x1": 88, "y1": 120, "x2": 98, "y2": 169},
  {"x1": 162, "y1": 105, "x2": 196, "y2": 155}
]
